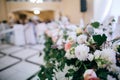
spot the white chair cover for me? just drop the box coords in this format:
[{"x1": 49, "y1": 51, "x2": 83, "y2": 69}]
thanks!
[
  {"x1": 0, "y1": 23, "x2": 9, "y2": 40},
  {"x1": 35, "y1": 23, "x2": 46, "y2": 44},
  {"x1": 0, "y1": 24, "x2": 5, "y2": 39},
  {"x1": 13, "y1": 24, "x2": 25, "y2": 46},
  {"x1": 36, "y1": 23, "x2": 46, "y2": 36},
  {"x1": 24, "y1": 23, "x2": 36, "y2": 44}
]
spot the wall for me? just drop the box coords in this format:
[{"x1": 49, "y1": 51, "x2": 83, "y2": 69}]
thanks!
[
  {"x1": 0, "y1": 0, "x2": 8, "y2": 21},
  {"x1": 60, "y1": 0, "x2": 93, "y2": 25},
  {"x1": 39, "y1": 11, "x2": 54, "y2": 21},
  {"x1": 6, "y1": 2, "x2": 60, "y2": 12},
  {"x1": 0, "y1": 0, "x2": 93, "y2": 24},
  {"x1": 85, "y1": 0, "x2": 94, "y2": 24},
  {"x1": 6, "y1": 2, "x2": 60, "y2": 21},
  {"x1": 14, "y1": 10, "x2": 54, "y2": 22}
]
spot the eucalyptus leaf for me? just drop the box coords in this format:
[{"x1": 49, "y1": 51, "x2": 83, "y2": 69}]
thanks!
[{"x1": 91, "y1": 21, "x2": 100, "y2": 28}]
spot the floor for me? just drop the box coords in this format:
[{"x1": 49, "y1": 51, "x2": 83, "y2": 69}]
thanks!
[{"x1": 0, "y1": 44, "x2": 45, "y2": 80}]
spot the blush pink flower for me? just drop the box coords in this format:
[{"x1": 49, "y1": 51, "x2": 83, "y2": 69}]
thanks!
[{"x1": 65, "y1": 42, "x2": 72, "y2": 51}]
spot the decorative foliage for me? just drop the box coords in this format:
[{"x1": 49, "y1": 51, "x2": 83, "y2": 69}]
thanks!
[
  {"x1": 38, "y1": 21, "x2": 120, "y2": 80},
  {"x1": 93, "y1": 34, "x2": 107, "y2": 46},
  {"x1": 91, "y1": 21, "x2": 100, "y2": 28}
]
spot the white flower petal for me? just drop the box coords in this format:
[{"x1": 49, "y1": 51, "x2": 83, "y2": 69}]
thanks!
[
  {"x1": 87, "y1": 54, "x2": 94, "y2": 61},
  {"x1": 75, "y1": 44, "x2": 89, "y2": 61}
]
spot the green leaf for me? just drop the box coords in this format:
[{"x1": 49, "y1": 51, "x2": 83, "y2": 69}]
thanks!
[
  {"x1": 91, "y1": 21, "x2": 100, "y2": 28},
  {"x1": 68, "y1": 69, "x2": 75, "y2": 73},
  {"x1": 96, "y1": 68, "x2": 108, "y2": 80},
  {"x1": 65, "y1": 69, "x2": 75, "y2": 78},
  {"x1": 93, "y1": 34, "x2": 107, "y2": 46},
  {"x1": 75, "y1": 60, "x2": 80, "y2": 66},
  {"x1": 66, "y1": 58, "x2": 78, "y2": 66},
  {"x1": 65, "y1": 73, "x2": 72, "y2": 77},
  {"x1": 117, "y1": 45, "x2": 120, "y2": 53}
]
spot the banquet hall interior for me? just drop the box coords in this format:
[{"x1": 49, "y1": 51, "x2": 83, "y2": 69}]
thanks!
[{"x1": 0, "y1": 0, "x2": 120, "y2": 80}]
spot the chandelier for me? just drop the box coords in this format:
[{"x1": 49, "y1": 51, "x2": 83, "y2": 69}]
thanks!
[
  {"x1": 30, "y1": 0, "x2": 43, "y2": 3},
  {"x1": 33, "y1": 9, "x2": 40, "y2": 14}
]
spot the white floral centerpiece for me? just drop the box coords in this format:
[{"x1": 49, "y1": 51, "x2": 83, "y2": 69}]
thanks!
[{"x1": 38, "y1": 21, "x2": 120, "y2": 80}]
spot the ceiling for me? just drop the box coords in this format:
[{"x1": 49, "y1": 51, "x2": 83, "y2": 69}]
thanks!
[{"x1": 6, "y1": 0, "x2": 61, "y2": 2}]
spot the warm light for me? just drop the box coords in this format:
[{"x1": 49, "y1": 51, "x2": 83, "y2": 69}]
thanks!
[
  {"x1": 36, "y1": 0, "x2": 43, "y2": 3},
  {"x1": 30, "y1": 0, "x2": 43, "y2": 3},
  {"x1": 34, "y1": 10, "x2": 40, "y2": 14},
  {"x1": 30, "y1": 0, "x2": 36, "y2": 3}
]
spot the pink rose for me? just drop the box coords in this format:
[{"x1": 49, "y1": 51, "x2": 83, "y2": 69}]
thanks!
[{"x1": 64, "y1": 42, "x2": 72, "y2": 51}]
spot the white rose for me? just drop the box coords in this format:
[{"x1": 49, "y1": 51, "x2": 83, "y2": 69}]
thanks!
[
  {"x1": 101, "y1": 48, "x2": 116, "y2": 64},
  {"x1": 67, "y1": 35, "x2": 77, "y2": 43},
  {"x1": 67, "y1": 25, "x2": 77, "y2": 31},
  {"x1": 77, "y1": 34, "x2": 87, "y2": 44},
  {"x1": 75, "y1": 44, "x2": 89, "y2": 61},
  {"x1": 83, "y1": 69, "x2": 97, "y2": 78},
  {"x1": 107, "y1": 75, "x2": 116, "y2": 80},
  {"x1": 94, "y1": 50, "x2": 102, "y2": 59},
  {"x1": 51, "y1": 29, "x2": 59, "y2": 37},
  {"x1": 59, "y1": 30, "x2": 64, "y2": 37},
  {"x1": 87, "y1": 54, "x2": 94, "y2": 61},
  {"x1": 56, "y1": 38, "x2": 62, "y2": 45},
  {"x1": 108, "y1": 65, "x2": 120, "y2": 72},
  {"x1": 65, "y1": 51, "x2": 76, "y2": 59},
  {"x1": 67, "y1": 31, "x2": 76, "y2": 36},
  {"x1": 56, "y1": 38, "x2": 63, "y2": 49}
]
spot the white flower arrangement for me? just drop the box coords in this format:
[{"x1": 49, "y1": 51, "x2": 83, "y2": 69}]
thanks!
[
  {"x1": 75, "y1": 44, "x2": 89, "y2": 61},
  {"x1": 65, "y1": 50, "x2": 76, "y2": 59},
  {"x1": 39, "y1": 21, "x2": 120, "y2": 80},
  {"x1": 77, "y1": 34, "x2": 87, "y2": 44},
  {"x1": 107, "y1": 75, "x2": 117, "y2": 80},
  {"x1": 87, "y1": 54, "x2": 94, "y2": 61}
]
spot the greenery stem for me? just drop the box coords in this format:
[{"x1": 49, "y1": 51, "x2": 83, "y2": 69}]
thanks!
[{"x1": 83, "y1": 63, "x2": 87, "y2": 70}]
